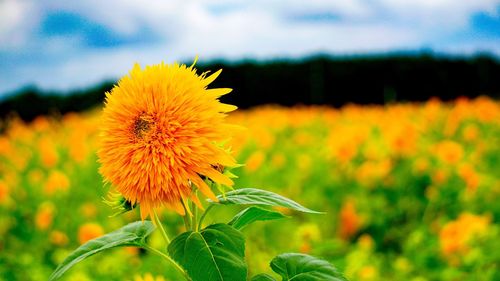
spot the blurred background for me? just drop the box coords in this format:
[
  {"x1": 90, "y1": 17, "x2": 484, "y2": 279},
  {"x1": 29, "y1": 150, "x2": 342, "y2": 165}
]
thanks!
[{"x1": 1, "y1": 1, "x2": 500, "y2": 281}]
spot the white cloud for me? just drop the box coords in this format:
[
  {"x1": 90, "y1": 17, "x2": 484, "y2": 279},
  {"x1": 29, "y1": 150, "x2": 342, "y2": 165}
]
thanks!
[
  {"x1": 378, "y1": 0, "x2": 499, "y2": 27},
  {"x1": 0, "y1": 0, "x2": 38, "y2": 49}
]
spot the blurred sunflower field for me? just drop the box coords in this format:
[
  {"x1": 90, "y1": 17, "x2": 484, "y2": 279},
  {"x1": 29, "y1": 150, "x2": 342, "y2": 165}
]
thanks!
[{"x1": 1, "y1": 96, "x2": 499, "y2": 281}]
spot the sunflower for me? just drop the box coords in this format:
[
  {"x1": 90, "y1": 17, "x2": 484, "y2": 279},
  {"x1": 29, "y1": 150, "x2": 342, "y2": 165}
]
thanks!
[{"x1": 98, "y1": 60, "x2": 238, "y2": 219}]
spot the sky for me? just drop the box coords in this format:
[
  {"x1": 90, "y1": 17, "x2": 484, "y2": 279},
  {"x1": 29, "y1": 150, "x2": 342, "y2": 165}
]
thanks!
[{"x1": 1, "y1": 0, "x2": 500, "y2": 97}]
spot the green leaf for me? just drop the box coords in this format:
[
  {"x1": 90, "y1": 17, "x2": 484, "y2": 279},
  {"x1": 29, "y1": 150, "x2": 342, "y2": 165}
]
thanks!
[
  {"x1": 49, "y1": 221, "x2": 155, "y2": 281},
  {"x1": 251, "y1": 273, "x2": 277, "y2": 281},
  {"x1": 168, "y1": 223, "x2": 247, "y2": 281},
  {"x1": 229, "y1": 206, "x2": 288, "y2": 230},
  {"x1": 270, "y1": 253, "x2": 347, "y2": 281},
  {"x1": 213, "y1": 188, "x2": 322, "y2": 214}
]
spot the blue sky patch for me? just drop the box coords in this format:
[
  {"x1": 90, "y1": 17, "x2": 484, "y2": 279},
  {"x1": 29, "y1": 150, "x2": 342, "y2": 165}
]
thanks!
[
  {"x1": 41, "y1": 11, "x2": 159, "y2": 48},
  {"x1": 471, "y1": 9, "x2": 500, "y2": 38},
  {"x1": 287, "y1": 11, "x2": 342, "y2": 23}
]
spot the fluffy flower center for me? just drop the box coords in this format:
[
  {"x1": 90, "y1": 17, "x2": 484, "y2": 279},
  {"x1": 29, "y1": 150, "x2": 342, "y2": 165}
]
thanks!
[
  {"x1": 132, "y1": 113, "x2": 183, "y2": 146},
  {"x1": 133, "y1": 115, "x2": 151, "y2": 139}
]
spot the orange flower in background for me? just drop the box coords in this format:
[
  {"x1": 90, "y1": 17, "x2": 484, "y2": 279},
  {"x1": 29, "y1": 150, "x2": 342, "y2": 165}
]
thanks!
[
  {"x1": 38, "y1": 136, "x2": 59, "y2": 168},
  {"x1": 339, "y1": 200, "x2": 362, "y2": 240},
  {"x1": 271, "y1": 153, "x2": 286, "y2": 169},
  {"x1": 44, "y1": 170, "x2": 70, "y2": 195},
  {"x1": 32, "y1": 116, "x2": 51, "y2": 132},
  {"x1": 462, "y1": 123, "x2": 479, "y2": 142},
  {"x1": 0, "y1": 137, "x2": 11, "y2": 156},
  {"x1": 388, "y1": 124, "x2": 418, "y2": 156},
  {"x1": 439, "y1": 213, "x2": 490, "y2": 264},
  {"x1": 68, "y1": 131, "x2": 89, "y2": 163},
  {"x1": 335, "y1": 142, "x2": 357, "y2": 163},
  {"x1": 35, "y1": 202, "x2": 56, "y2": 230},
  {"x1": 78, "y1": 223, "x2": 104, "y2": 244},
  {"x1": 458, "y1": 164, "x2": 481, "y2": 193},
  {"x1": 434, "y1": 140, "x2": 463, "y2": 165},
  {"x1": 412, "y1": 157, "x2": 429, "y2": 175},
  {"x1": 0, "y1": 180, "x2": 9, "y2": 204},
  {"x1": 432, "y1": 169, "x2": 449, "y2": 185},
  {"x1": 28, "y1": 169, "x2": 44, "y2": 186},
  {"x1": 245, "y1": 151, "x2": 265, "y2": 173},
  {"x1": 50, "y1": 230, "x2": 69, "y2": 246},
  {"x1": 80, "y1": 202, "x2": 98, "y2": 218},
  {"x1": 98, "y1": 60, "x2": 238, "y2": 219},
  {"x1": 355, "y1": 159, "x2": 392, "y2": 188}
]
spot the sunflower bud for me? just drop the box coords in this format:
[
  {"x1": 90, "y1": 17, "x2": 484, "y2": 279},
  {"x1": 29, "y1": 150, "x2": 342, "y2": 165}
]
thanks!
[{"x1": 102, "y1": 192, "x2": 136, "y2": 217}]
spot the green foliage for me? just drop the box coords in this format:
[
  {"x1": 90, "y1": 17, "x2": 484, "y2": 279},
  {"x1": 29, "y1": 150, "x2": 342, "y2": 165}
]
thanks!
[
  {"x1": 251, "y1": 273, "x2": 277, "y2": 281},
  {"x1": 49, "y1": 221, "x2": 155, "y2": 281},
  {"x1": 269, "y1": 253, "x2": 347, "y2": 281},
  {"x1": 214, "y1": 188, "x2": 322, "y2": 214},
  {"x1": 168, "y1": 223, "x2": 247, "y2": 281},
  {"x1": 229, "y1": 206, "x2": 288, "y2": 230}
]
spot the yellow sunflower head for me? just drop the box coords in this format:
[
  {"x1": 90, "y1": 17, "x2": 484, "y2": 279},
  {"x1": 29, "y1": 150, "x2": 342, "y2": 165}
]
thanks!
[{"x1": 98, "y1": 60, "x2": 238, "y2": 219}]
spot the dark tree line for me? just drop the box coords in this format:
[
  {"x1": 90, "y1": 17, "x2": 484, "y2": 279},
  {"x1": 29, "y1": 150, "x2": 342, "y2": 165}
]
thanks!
[{"x1": 2, "y1": 53, "x2": 500, "y2": 122}]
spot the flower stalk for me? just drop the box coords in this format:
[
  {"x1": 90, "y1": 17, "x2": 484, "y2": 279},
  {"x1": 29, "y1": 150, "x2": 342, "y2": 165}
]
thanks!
[
  {"x1": 143, "y1": 245, "x2": 189, "y2": 280},
  {"x1": 153, "y1": 210, "x2": 170, "y2": 244}
]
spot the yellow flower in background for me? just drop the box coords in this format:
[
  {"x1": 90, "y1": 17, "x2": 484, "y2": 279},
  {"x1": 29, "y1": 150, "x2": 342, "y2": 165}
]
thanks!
[
  {"x1": 133, "y1": 273, "x2": 166, "y2": 281},
  {"x1": 357, "y1": 234, "x2": 374, "y2": 251},
  {"x1": 296, "y1": 223, "x2": 321, "y2": 254},
  {"x1": 78, "y1": 223, "x2": 104, "y2": 244},
  {"x1": 98, "y1": 60, "x2": 238, "y2": 219},
  {"x1": 358, "y1": 265, "x2": 378, "y2": 280}
]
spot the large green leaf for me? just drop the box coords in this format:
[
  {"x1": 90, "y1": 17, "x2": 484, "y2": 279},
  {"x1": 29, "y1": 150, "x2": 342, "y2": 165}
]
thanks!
[
  {"x1": 49, "y1": 221, "x2": 155, "y2": 281},
  {"x1": 229, "y1": 206, "x2": 288, "y2": 230},
  {"x1": 168, "y1": 223, "x2": 247, "y2": 281},
  {"x1": 251, "y1": 273, "x2": 277, "y2": 281},
  {"x1": 213, "y1": 188, "x2": 322, "y2": 214},
  {"x1": 270, "y1": 253, "x2": 347, "y2": 281}
]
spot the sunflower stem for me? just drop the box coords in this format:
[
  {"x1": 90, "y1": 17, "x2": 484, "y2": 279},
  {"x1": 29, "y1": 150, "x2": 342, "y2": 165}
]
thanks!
[
  {"x1": 197, "y1": 204, "x2": 214, "y2": 230},
  {"x1": 192, "y1": 192, "x2": 198, "y2": 232},
  {"x1": 153, "y1": 210, "x2": 170, "y2": 244},
  {"x1": 144, "y1": 245, "x2": 189, "y2": 280},
  {"x1": 181, "y1": 200, "x2": 192, "y2": 231}
]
